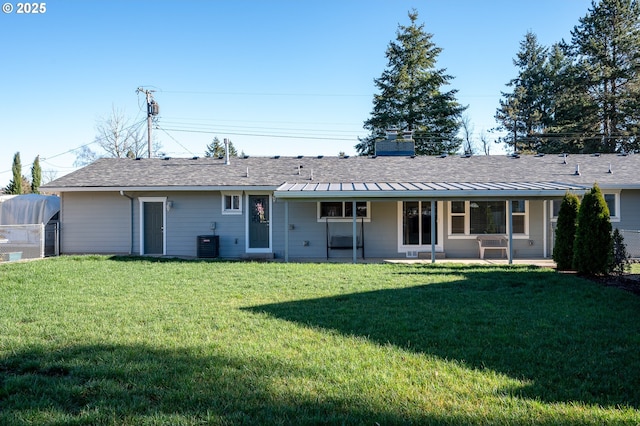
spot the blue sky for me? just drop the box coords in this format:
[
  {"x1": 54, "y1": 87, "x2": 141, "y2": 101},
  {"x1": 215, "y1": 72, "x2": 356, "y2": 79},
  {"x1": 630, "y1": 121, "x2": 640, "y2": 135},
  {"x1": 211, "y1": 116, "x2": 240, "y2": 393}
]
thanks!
[{"x1": 0, "y1": 0, "x2": 593, "y2": 187}]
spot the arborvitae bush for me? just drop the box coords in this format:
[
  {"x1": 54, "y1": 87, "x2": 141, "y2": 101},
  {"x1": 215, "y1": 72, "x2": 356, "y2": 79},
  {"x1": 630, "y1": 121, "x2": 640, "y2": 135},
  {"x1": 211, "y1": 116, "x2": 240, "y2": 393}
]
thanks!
[
  {"x1": 573, "y1": 184, "x2": 613, "y2": 275},
  {"x1": 611, "y1": 228, "x2": 631, "y2": 277},
  {"x1": 553, "y1": 192, "x2": 580, "y2": 271}
]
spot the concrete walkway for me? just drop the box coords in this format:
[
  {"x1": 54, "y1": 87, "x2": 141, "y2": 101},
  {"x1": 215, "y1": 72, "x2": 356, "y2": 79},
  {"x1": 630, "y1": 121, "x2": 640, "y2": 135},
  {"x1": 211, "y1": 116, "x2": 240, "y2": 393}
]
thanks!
[{"x1": 383, "y1": 258, "x2": 557, "y2": 268}]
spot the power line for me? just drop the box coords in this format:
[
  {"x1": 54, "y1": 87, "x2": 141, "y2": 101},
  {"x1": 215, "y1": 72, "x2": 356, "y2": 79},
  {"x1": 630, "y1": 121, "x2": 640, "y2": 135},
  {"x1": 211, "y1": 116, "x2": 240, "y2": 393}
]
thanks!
[
  {"x1": 158, "y1": 89, "x2": 370, "y2": 98},
  {"x1": 158, "y1": 127, "x2": 358, "y2": 142},
  {"x1": 0, "y1": 119, "x2": 148, "y2": 176},
  {"x1": 159, "y1": 120, "x2": 362, "y2": 135},
  {"x1": 155, "y1": 125, "x2": 197, "y2": 157}
]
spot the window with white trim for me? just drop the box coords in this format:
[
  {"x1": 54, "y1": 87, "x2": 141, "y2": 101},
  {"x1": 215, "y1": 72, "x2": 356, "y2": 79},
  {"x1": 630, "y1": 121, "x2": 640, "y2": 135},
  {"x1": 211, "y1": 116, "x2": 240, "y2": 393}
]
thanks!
[
  {"x1": 222, "y1": 192, "x2": 242, "y2": 215},
  {"x1": 551, "y1": 191, "x2": 619, "y2": 222},
  {"x1": 449, "y1": 200, "x2": 528, "y2": 236},
  {"x1": 450, "y1": 201, "x2": 466, "y2": 234},
  {"x1": 604, "y1": 193, "x2": 619, "y2": 221},
  {"x1": 511, "y1": 200, "x2": 526, "y2": 234},
  {"x1": 317, "y1": 201, "x2": 370, "y2": 221}
]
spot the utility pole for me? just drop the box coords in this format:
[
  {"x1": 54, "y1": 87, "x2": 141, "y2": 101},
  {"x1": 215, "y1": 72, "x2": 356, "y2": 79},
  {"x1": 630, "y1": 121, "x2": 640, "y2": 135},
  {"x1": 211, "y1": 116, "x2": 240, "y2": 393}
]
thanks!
[{"x1": 136, "y1": 87, "x2": 159, "y2": 158}]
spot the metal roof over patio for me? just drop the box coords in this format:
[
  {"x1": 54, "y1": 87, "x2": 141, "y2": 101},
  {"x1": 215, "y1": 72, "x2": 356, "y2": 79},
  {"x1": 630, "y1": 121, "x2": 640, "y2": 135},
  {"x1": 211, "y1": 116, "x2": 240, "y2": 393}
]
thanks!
[{"x1": 274, "y1": 180, "x2": 591, "y2": 200}]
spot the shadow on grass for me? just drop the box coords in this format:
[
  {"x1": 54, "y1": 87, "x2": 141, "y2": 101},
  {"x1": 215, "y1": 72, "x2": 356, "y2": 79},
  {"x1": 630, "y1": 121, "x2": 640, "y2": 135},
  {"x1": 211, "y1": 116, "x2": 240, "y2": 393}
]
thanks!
[
  {"x1": 247, "y1": 266, "x2": 640, "y2": 409},
  {"x1": 1, "y1": 343, "x2": 421, "y2": 424}
]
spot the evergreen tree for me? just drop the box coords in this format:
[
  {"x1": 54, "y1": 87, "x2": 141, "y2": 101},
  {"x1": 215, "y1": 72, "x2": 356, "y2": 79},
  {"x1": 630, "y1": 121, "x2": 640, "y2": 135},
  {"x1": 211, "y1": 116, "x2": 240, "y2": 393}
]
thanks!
[
  {"x1": 568, "y1": 0, "x2": 640, "y2": 153},
  {"x1": 205, "y1": 137, "x2": 222, "y2": 157},
  {"x1": 356, "y1": 10, "x2": 465, "y2": 155},
  {"x1": 573, "y1": 183, "x2": 613, "y2": 275},
  {"x1": 31, "y1": 155, "x2": 41, "y2": 194},
  {"x1": 540, "y1": 43, "x2": 598, "y2": 153},
  {"x1": 205, "y1": 137, "x2": 237, "y2": 158},
  {"x1": 553, "y1": 192, "x2": 580, "y2": 270},
  {"x1": 495, "y1": 32, "x2": 550, "y2": 153},
  {"x1": 5, "y1": 152, "x2": 23, "y2": 195},
  {"x1": 611, "y1": 228, "x2": 631, "y2": 276}
]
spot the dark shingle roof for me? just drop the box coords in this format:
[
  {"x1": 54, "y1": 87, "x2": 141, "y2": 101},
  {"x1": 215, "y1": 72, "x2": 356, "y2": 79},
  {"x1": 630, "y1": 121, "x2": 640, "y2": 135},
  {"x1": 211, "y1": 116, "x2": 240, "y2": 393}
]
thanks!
[{"x1": 42, "y1": 153, "x2": 640, "y2": 192}]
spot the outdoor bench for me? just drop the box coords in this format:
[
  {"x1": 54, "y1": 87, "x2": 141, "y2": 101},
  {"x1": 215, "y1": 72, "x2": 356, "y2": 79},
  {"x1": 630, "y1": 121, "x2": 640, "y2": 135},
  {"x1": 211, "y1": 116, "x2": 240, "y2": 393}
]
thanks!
[
  {"x1": 476, "y1": 235, "x2": 509, "y2": 259},
  {"x1": 329, "y1": 235, "x2": 361, "y2": 250}
]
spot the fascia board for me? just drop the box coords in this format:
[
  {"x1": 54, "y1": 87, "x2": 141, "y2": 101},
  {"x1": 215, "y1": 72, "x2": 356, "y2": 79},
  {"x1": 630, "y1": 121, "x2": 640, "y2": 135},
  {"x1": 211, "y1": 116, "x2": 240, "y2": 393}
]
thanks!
[{"x1": 42, "y1": 185, "x2": 278, "y2": 193}]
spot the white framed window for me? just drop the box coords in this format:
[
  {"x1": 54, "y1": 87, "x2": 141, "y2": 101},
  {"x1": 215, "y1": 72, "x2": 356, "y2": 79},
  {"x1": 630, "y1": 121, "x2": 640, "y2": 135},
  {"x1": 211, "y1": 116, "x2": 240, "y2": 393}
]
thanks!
[
  {"x1": 604, "y1": 193, "x2": 620, "y2": 222},
  {"x1": 511, "y1": 200, "x2": 527, "y2": 234},
  {"x1": 450, "y1": 201, "x2": 467, "y2": 235},
  {"x1": 222, "y1": 192, "x2": 242, "y2": 215},
  {"x1": 317, "y1": 201, "x2": 370, "y2": 222},
  {"x1": 448, "y1": 200, "x2": 529, "y2": 238},
  {"x1": 550, "y1": 191, "x2": 620, "y2": 222}
]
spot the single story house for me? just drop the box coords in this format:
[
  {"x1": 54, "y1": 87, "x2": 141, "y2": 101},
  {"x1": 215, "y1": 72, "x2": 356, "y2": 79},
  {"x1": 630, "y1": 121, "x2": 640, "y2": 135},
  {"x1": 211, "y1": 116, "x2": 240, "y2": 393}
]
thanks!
[{"x1": 41, "y1": 151, "x2": 640, "y2": 262}]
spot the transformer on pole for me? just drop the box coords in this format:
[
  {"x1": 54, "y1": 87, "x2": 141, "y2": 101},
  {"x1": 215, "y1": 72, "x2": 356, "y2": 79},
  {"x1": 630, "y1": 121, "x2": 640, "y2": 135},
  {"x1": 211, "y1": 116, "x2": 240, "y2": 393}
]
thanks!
[{"x1": 136, "y1": 87, "x2": 159, "y2": 158}]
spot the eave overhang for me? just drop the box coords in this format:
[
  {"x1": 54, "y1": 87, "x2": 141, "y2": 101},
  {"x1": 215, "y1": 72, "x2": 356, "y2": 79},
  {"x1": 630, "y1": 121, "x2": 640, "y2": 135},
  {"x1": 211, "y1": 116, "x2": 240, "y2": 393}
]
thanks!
[{"x1": 41, "y1": 185, "x2": 278, "y2": 193}]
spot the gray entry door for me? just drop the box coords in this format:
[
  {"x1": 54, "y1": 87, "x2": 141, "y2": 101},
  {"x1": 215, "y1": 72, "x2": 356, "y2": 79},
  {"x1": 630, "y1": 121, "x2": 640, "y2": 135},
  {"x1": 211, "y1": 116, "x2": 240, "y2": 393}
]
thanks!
[
  {"x1": 143, "y1": 202, "x2": 164, "y2": 254},
  {"x1": 248, "y1": 195, "x2": 270, "y2": 249}
]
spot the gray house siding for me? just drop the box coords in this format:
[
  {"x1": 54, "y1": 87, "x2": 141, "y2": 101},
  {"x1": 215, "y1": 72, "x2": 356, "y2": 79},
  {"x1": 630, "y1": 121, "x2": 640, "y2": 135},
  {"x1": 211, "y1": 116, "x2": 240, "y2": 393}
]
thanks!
[
  {"x1": 159, "y1": 191, "x2": 246, "y2": 259},
  {"x1": 365, "y1": 201, "x2": 400, "y2": 258},
  {"x1": 617, "y1": 189, "x2": 640, "y2": 257},
  {"x1": 60, "y1": 192, "x2": 132, "y2": 255},
  {"x1": 273, "y1": 201, "x2": 322, "y2": 259},
  {"x1": 272, "y1": 201, "x2": 402, "y2": 260},
  {"x1": 619, "y1": 189, "x2": 640, "y2": 230},
  {"x1": 56, "y1": 188, "x2": 637, "y2": 261},
  {"x1": 513, "y1": 200, "x2": 543, "y2": 258},
  {"x1": 442, "y1": 199, "x2": 548, "y2": 259}
]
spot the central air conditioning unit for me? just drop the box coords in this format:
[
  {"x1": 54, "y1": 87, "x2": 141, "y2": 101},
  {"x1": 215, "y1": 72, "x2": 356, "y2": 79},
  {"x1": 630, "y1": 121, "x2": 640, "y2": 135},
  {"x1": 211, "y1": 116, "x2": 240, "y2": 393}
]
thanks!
[{"x1": 197, "y1": 235, "x2": 219, "y2": 259}]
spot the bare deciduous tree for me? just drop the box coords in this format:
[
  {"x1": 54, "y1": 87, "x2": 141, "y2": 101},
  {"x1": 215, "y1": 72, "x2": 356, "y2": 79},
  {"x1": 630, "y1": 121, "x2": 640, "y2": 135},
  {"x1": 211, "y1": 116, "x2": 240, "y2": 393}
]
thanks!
[
  {"x1": 460, "y1": 114, "x2": 475, "y2": 155},
  {"x1": 479, "y1": 131, "x2": 491, "y2": 155},
  {"x1": 74, "y1": 106, "x2": 160, "y2": 166}
]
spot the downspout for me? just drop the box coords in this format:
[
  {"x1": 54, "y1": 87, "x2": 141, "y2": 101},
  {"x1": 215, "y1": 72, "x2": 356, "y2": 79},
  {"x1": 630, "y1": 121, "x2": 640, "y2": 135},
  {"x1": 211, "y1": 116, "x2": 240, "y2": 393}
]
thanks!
[{"x1": 120, "y1": 191, "x2": 134, "y2": 255}]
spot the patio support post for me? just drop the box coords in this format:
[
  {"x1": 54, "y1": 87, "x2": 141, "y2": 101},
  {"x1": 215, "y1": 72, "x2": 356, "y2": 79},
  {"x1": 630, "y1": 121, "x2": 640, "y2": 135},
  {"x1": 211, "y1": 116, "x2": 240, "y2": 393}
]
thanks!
[
  {"x1": 352, "y1": 200, "x2": 357, "y2": 264},
  {"x1": 284, "y1": 201, "x2": 289, "y2": 263},
  {"x1": 431, "y1": 200, "x2": 436, "y2": 263},
  {"x1": 543, "y1": 200, "x2": 548, "y2": 258},
  {"x1": 508, "y1": 199, "x2": 513, "y2": 264}
]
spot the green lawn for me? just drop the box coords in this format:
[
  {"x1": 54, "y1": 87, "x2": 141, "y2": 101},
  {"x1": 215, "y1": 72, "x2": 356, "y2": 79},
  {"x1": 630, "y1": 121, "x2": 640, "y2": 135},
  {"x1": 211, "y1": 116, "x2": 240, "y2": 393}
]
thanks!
[{"x1": 1, "y1": 256, "x2": 640, "y2": 425}]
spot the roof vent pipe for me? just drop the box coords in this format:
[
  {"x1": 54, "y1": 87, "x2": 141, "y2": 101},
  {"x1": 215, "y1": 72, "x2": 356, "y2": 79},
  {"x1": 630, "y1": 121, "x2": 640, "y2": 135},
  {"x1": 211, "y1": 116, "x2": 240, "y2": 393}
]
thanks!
[
  {"x1": 608, "y1": 163, "x2": 613, "y2": 174},
  {"x1": 224, "y1": 138, "x2": 230, "y2": 165},
  {"x1": 574, "y1": 164, "x2": 580, "y2": 176}
]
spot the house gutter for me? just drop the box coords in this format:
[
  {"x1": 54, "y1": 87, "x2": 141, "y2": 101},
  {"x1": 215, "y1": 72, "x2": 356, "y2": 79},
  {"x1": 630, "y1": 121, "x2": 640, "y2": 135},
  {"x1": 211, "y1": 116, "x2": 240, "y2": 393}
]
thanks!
[
  {"x1": 42, "y1": 185, "x2": 277, "y2": 193},
  {"x1": 119, "y1": 191, "x2": 134, "y2": 255}
]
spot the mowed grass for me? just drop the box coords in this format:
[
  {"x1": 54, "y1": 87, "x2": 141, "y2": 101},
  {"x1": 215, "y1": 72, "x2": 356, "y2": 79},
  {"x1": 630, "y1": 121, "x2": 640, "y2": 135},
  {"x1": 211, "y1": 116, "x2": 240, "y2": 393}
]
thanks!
[{"x1": 1, "y1": 256, "x2": 640, "y2": 425}]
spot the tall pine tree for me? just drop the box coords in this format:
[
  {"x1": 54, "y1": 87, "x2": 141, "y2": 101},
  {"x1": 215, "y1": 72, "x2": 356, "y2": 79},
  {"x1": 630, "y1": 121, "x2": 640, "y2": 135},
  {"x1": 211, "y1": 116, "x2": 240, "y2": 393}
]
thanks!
[
  {"x1": 541, "y1": 43, "x2": 597, "y2": 153},
  {"x1": 356, "y1": 10, "x2": 465, "y2": 155},
  {"x1": 495, "y1": 32, "x2": 551, "y2": 153},
  {"x1": 568, "y1": 0, "x2": 640, "y2": 153}
]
